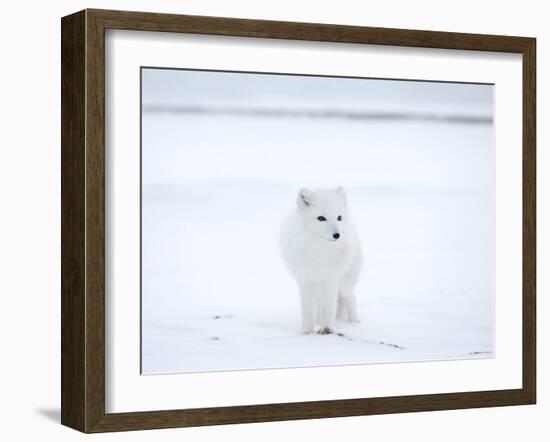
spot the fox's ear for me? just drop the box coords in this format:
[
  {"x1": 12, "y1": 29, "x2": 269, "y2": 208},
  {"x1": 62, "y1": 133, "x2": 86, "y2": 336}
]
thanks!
[
  {"x1": 297, "y1": 188, "x2": 313, "y2": 209},
  {"x1": 336, "y1": 186, "x2": 347, "y2": 204}
]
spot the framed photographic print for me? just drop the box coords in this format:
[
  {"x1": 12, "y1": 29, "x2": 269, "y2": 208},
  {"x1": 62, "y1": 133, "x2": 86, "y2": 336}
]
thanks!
[{"x1": 61, "y1": 9, "x2": 536, "y2": 433}]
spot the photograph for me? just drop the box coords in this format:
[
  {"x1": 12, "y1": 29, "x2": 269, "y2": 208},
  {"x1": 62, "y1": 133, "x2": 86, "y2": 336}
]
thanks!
[{"x1": 140, "y1": 67, "x2": 495, "y2": 375}]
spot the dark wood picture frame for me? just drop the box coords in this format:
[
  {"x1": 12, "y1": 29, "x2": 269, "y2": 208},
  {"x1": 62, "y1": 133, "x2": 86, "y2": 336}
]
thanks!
[{"x1": 61, "y1": 8, "x2": 536, "y2": 433}]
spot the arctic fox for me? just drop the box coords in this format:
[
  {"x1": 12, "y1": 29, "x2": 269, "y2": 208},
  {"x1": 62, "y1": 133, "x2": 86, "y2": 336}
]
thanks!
[{"x1": 280, "y1": 187, "x2": 362, "y2": 335}]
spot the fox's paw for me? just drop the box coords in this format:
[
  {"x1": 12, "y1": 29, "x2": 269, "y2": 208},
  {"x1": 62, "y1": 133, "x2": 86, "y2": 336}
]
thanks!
[{"x1": 318, "y1": 326, "x2": 334, "y2": 335}]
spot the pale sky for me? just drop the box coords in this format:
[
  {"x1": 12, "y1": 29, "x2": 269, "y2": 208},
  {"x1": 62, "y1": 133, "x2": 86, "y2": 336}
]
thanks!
[{"x1": 142, "y1": 67, "x2": 493, "y2": 115}]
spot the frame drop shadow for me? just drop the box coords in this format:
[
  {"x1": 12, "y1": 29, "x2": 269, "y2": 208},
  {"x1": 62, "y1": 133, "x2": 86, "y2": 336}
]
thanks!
[{"x1": 35, "y1": 408, "x2": 60, "y2": 423}]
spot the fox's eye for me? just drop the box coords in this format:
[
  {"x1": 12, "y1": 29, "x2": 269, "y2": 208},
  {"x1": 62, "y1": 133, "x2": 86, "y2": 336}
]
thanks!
[
  {"x1": 317, "y1": 216, "x2": 327, "y2": 221},
  {"x1": 337, "y1": 215, "x2": 342, "y2": 221}
]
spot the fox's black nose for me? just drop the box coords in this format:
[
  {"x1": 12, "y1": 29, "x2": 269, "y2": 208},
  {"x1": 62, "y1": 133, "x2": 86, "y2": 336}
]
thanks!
[{"x1": 333, "y1": 233, "x2": 340, "y2": 239}]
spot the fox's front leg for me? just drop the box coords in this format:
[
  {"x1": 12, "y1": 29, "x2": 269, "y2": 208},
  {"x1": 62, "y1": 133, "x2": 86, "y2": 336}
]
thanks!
[
  {"x1": 317, "y1": 280, "x2": 338, "y2": 334},
  {"x1": 339, "y1": 254, "x2": 362, "y2": 323},
  {"x1": 299, "y1": 284, "x2": 315, "y2": 334},
  {"x1": 339, "y1": 280, "x2": 360, "y2": 323},
  {"x1": 336, "y1": 296, "x2": 347, "y2": 321}
]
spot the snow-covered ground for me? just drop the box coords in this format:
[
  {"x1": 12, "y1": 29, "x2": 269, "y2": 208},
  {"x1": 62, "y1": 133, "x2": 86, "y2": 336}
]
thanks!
[{"x1": 141, "y1": 70, "x2": 494, "y2": 374}]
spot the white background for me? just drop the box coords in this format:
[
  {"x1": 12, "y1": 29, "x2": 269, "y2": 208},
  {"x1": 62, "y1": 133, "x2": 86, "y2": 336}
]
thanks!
[{"x1": 0, "y1": 0, "x2": 546, "y2": 440}]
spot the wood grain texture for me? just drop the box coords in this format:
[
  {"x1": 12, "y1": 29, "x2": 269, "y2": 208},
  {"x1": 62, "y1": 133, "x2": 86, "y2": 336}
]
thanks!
[
  {"x1": 89, "y1": 8, "x2": 532, "y2": 52},
  {"x1": 60, "y1": 8, "x2": 537, "y2": 433},
  {"x1": 61, "y1": 10, "x2": 86, "y2": 432},
  {"x1": 90, "y1": 389, "x2": 532, "y2": 433},
  {"x1": 84, "y1": 9, "x2": 107, "y2": 432},
  {"x1": 522, "y1": 38, "x2": 536, "y2": 403}
]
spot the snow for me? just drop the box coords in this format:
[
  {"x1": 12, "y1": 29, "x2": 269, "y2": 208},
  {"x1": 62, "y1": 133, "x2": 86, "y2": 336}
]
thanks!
[{"x1": 141, "y1": 71, "x2": 494, "y2": 374}]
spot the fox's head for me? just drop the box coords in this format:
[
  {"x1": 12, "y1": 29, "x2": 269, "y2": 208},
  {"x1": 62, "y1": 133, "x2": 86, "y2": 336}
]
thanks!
[{"x1": 297, "y1": 187, "x2": 350, "y2": 242}]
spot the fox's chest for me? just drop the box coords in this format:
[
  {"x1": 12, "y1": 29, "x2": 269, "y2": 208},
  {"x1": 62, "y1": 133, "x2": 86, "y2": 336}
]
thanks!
[{"x1": 302, "y1": 239, "x2": 355, "y2": 275}]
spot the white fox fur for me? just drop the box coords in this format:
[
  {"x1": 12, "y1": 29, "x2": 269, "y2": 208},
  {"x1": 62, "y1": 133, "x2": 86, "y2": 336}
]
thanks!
[{"x1": 280, "y1": 187, "x2": 362, "y2": 334}]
